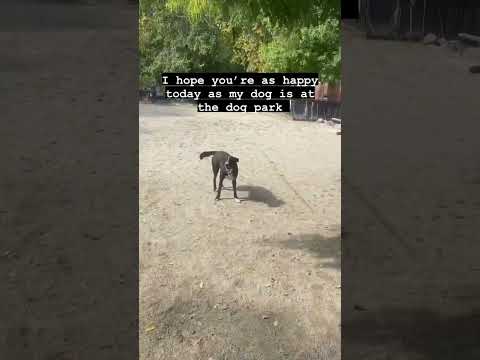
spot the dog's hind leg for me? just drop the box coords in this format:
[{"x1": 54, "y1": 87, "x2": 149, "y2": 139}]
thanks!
[{"x1": 212, "y1": 162, "x2": 219, "y2": 192}]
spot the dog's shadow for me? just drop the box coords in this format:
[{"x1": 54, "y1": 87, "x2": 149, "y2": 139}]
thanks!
[{"x1": 225, "y1": 185, "x2": 285, "y2": 208}]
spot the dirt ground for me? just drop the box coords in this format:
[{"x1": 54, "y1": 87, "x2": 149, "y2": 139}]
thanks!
[
  {"x1": 139, "y1": 104, "x2": 341, "y2": 359},
  {"x1": 342, "y1": 21, "x2": 480, "y2": 359}
]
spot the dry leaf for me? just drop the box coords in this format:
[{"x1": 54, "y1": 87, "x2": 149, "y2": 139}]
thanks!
[{"x1": 145, "y1": 325, "x2": 156, "y2": 332}]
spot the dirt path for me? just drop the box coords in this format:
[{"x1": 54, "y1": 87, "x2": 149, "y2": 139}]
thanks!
[{"x1": 139, "y1": 103, "x2": 341, "y2": 360}]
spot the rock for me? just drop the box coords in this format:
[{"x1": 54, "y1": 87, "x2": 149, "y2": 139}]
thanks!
[
  {"x1": 273, "y1": 320, "x2": 279, "y2": 327},
  {"x1": 437, "y1": 37, "x2": 447, "y2": 46},
  {"x1": 423, "y1": 33, "x2": 437, "y2": 45},
  {"x1": 469, "y1": 65, "x2": 480, "y2": 74}
]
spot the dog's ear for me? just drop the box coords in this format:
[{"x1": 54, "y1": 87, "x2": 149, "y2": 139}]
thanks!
[{"x1": 231, "y1": 157, "x2": 239, "y2": 163}]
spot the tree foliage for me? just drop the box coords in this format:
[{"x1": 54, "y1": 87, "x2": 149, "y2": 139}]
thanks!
[
  {"x1": 139, "y1": 0, "x2": 340, "y2": 88},
  {"x1": 260, "y1": 17, "x2": 340, "y2": 82},
  {"x1": 165, "y1": 0, "x2": 339, "y2": 26}
]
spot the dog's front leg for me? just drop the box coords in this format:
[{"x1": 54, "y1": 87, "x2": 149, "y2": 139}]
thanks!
[
  {"x1": 232, "y1": 178, "x2": 240, "y2": 203},
  {"x1": 215, "y1": 174, "x2": 225, "y2": 201}
]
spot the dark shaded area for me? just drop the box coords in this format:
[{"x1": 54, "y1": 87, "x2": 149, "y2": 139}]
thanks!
[
  {"x1": 266, "y1": 233, "x2": 340, "y2": 269},
  {"x1": 343, "y1": 307, "x2": 480, "y2": 359},
  {"x1": 0, "y1": 2, "x2": 133, "y2": 31},
  {"x1": 0, "y1": 2, "x2": 138, "y2": 360},
  {"x1": 236, "y1": 185, "x2": 285, "y2": 208},
  {"x1": 342, "y1": 21, "x2": 480, "y2": 360},
  {"x1": 342, "y1": 0, "x2": 359, "y2": 19},
  {"x1": 359, "y1": 0, "x2": 480, "y2": 40}
]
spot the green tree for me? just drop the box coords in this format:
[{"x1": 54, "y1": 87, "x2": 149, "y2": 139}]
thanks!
[
  {"x1": 139, "y1": 0, "x2": 240, "y2": 89},
  {"x1": 164, "y1": 0, "x2": 340, "y2": 81},
  {"x1": 165, "y1": 0, "x2": 339, "y2": 26},
  {"x1": 260, "y1": 18, "x2": 340, "y2": 82},
  {"x1": 139, "y1": 0, "x2": 341, "y2": 88}
]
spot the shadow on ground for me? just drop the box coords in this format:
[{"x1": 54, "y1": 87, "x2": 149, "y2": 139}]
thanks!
[
  {"x1": 236, "y1": 185, "x2": 285, "y2": 208},
  {"x1": 141, "y1": 286, "x2": 339, "y2": 360},
  {"x1": 343, "y1": 307, "x2": 480, "y2": 359},
  {"x1": 265, "y1": 233, "x2": 341, "y2": 270}
]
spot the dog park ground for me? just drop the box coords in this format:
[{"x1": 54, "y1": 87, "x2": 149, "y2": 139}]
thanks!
[{"x1": 139, "y1": 103, "x2": 341, "y2": 360}]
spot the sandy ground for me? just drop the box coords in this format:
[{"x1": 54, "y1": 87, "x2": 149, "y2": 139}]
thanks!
[{"x1": 139, "y1": 104, "x2": 341, "y2": 359}]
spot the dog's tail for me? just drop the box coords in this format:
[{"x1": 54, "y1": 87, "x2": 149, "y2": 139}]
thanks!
[{"x1": 199, "y1": 151, "x2": 216, "y2": 160}]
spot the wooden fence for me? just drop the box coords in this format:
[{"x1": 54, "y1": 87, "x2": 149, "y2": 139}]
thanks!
[{"x1": 290, "y1": 82, "x2": 341, "y2": 121}]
